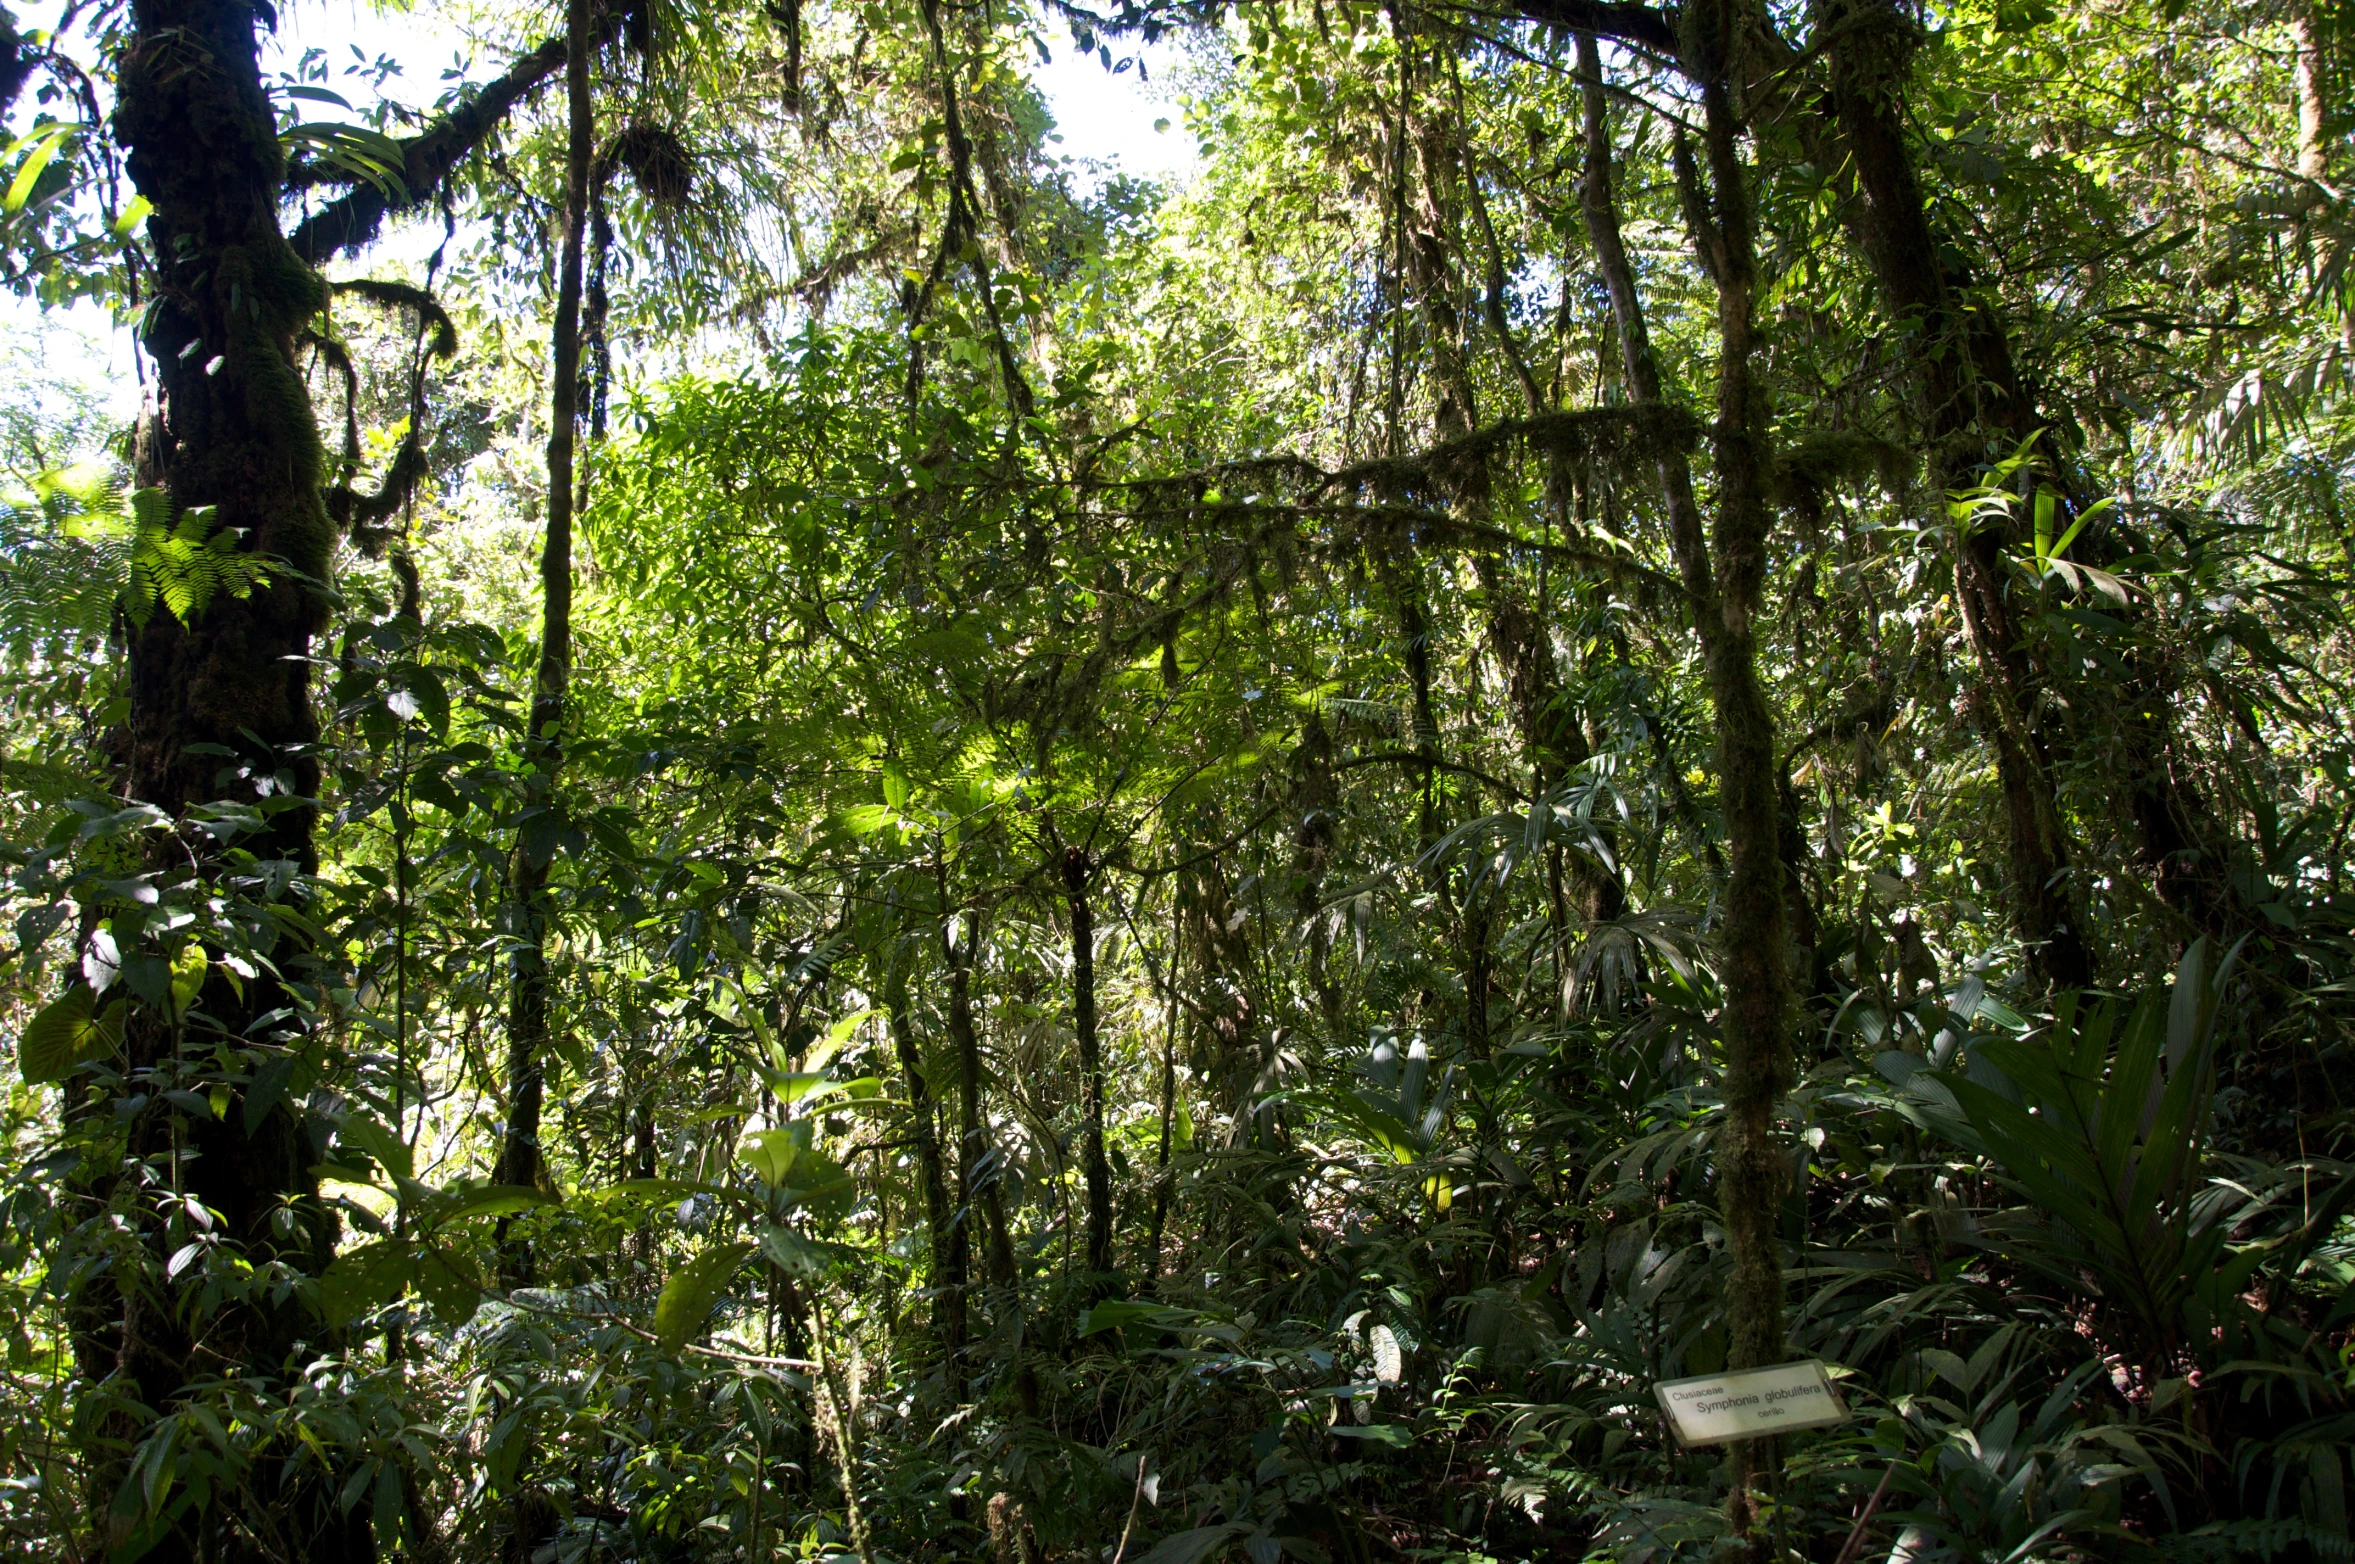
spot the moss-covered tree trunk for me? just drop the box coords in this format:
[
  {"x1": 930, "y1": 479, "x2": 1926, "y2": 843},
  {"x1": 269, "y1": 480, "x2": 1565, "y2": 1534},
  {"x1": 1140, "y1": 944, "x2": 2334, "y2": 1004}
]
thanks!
[
  {"x1": 117, "y1": 12, "x2": 332, "y2": 852},
  {"x1": 497, "y1": 0, "x2": 593, "y2": 1276},
  {"x1": 95, "y1": 2, "x2": 365, "y2": 1557},
  {"x1": 1578, "y1": 23, "x2": 1792, "y2": 1555},
  {"x1": 938, "y1": 892, "x2": 1036, "y2": 1412}
]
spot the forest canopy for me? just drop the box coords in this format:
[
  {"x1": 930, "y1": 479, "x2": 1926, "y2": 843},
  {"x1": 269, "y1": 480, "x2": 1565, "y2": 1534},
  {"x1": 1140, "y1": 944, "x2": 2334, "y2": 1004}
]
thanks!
[{"x1": 0, "y1": 0, "x2": 2351, "y2": 1561}]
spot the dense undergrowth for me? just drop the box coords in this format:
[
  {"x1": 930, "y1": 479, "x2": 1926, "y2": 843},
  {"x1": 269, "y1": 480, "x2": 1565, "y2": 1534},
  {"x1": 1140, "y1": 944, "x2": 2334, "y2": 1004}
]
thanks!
[{"x1": 2, "y1": 0, "x2": 2354, "y2": 1560}]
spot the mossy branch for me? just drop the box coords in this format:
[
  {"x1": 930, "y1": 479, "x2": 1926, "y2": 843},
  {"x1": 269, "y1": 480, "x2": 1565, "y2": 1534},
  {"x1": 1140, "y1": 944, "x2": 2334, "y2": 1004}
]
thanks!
[{"x1": 285, "y1": 4, "x2": 629, "y2": 263}]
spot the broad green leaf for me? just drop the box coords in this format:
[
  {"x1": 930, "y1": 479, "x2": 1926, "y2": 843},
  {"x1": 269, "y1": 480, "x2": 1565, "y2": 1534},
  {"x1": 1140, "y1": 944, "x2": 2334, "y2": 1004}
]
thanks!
[
  {"x1": 111, "y1": 193, "x2": 153, "y2": 236},
  {"x1": 1078, "y1": 1299, "x2": 1200, "y2": 1337},
  {"x1": 336, "y1": 1112, "x2": 413, "y2": 1183},
  {"x1": 318, "y1": 1240, "x2": 408, "y2": 1326},
  {"x1": 2127, "y1": 1018, "x2": 2212, "y2": 1228},
  {"x1": 764, "y1": 1073, "x2": 884, "y2": 1109},
  {"x1": 838, "y1": 803, "x2": 896, "y2": 838},
  {"x1": 777, "y1": 1151, "x2": 855, "y2": 1221},
  {"x1": 1330, "y1": 1423, "x2": 1414, "y2": 1447},
  {"x1": 412, "y1": 1244, "x2": 484, "y2": 1325},
  {"x1": 1943, "y1": 1075, "x2": 2123, "y2": 1251},
  {"x1": 19, "y1": 985, "x2": 124, "y2": 1084},
  {"x1": 278, "y1": 121, "x2": 410, "y2": 200},
  {"x1": 739, "y1": 1124, "x2": 809, "y2": 1186},
  {"x1": 280, "y1": 83, "x2": 354, "y2": 109},
  {"x1": 1131, "y1": 1524, "x2": 1248, "y2": 1564},
  {"x1": 2163, "y1": 937, "x2": 2211, "y2": 1076},
  {"x1": 167, "y1": 944, "x2": 207, "y2": 1017},
  {"x1": 2095, "y1": 1001, "x2": 2163, "y2": 1188},
  {"x1": 758, "y1": 1223, "x2": 849, "y2": 1279},
  {"x1": 243, "y1": 1050, "x2": 312, "y2": 1133},
  {"x1": 809, "y1": 1007, "x2": 874, "y2": 1071},
  {"x1": 419, "y1": 1183, "x2": 558, "y2": 1230},
  {"x1": 762, "y1": 1071, "x2": 833, "y2": 1106},
  {"x1": 599, "y1": 1177, "x2": 732, "y2": 1202},
  {"x1": 654, "y1": 1240, "x2": 756, "y2": 1352},
  {"x1": 1321, "y1": 1092, "x2": 1423, "y2": 1166}
]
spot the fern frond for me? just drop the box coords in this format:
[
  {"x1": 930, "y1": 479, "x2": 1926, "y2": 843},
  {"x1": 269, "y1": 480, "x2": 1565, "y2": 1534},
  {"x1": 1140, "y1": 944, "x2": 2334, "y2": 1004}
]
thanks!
[
  {"x1": 0, "y1": 481, "x2": 130, "y2": 649},
  {"x1": 123, "y1": 496, "x2": 270, "y2": 628}
]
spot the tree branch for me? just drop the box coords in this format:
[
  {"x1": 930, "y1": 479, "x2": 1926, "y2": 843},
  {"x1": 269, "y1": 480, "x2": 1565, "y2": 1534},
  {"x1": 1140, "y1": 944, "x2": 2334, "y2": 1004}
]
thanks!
[
  {"x1": 286, "y1": 16, "x2": 618, "y2": 264},
  {"x1": 1509, "y1": 0, "x2": 1679, "y2": 55}
]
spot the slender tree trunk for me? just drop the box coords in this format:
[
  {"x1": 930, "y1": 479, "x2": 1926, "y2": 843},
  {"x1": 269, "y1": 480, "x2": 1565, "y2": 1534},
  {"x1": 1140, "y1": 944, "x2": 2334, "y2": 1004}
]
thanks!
[
  {"x1": 1579, "y1": 29, "x2": 1791, "y2": 1555},
  {"x1": 2293, "y1": 6, "x2": 2331, "y2": 184},
  {"x1": 1290, "y1": 712, "x2": 1344, "y2": 1033},
  {"x1": 1819, "y1": 0, "x2": 2095, "y2": 989},
  {"x1": 1062, "y1": 849, "x2": 1114, "y2": 1282},
  {"x1": 941, "y1": 902, "x2": 1016, "y2": 1291},
  {"x1": 1395, "y1": 569, "x2": 1444, "y2": 860},
  {"x1": 886, "y1": 947, "x2": 961, "y2": 1360},
  {"x1": 1693, "y1": 26, "x2": 1797, "y2": 1553},
  {"x1": 939, "y1": 891, "x2": 1037, "y2": 1413},
  {"x1": 1148, "y1": 945, "x2": 1181, "y2": 1280},
  {"x1": 937, "y1": 875, "x2": 1024, "y2": 1407},
  {"x1": 497, "y1": 0, "x2": 593, "y2": 1262},
  {"x1": 931, "y1": 890, "x2": 977, "y2": 1348},
  {"x1": 1123, "y1": 883, "x2": 1187, "y2": 1280}
]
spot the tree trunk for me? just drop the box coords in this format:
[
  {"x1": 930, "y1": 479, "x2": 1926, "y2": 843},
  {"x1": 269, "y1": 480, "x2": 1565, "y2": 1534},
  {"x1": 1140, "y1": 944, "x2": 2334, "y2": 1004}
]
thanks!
[
  {"x1": 938, "y1": 892, "x2": 1037, "y2": 1413},
  {"x1": 943, "y1": 907, "x2": 1015, "y2": 1290},
  {"x1": 93, "y1": 2, "x2": 368, "y2": 1556},
  {"x1": 886, "y1": 947, "x2": 961, "y2": 1360},
  {"x1": 935, "y1": 879, "x2": 1019, "y2": 1301},
  {"x1": 497, "y1": 0, "x2": 594, "y2": 1267},
  {"x1": 1394, "y1": 566, "x2": 1444, "y2": 860},
  {"x1": 1147, "y1": 915, "x2": 1183, "y2": 1280},
  {"x1": 1579, "y1": 26, "x2": 1791, "y2": 1554},
  {"x1": 1819, "y1": 0, "x2": 2095, "y2": 989},
  {"x1": 2293, "y1": 6, "x2": 2331, "y2": 184},
  {"x1": 1062, "y1": 849, "x2": 1114, "y2": 1283}
]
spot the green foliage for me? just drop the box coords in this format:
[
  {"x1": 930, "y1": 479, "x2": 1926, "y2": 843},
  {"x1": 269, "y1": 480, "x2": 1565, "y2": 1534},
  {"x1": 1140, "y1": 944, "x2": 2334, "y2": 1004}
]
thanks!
[
  {"x1": 3, "y1": 0, "x2": 2354, "y2": 1560},
  {"x1": 120, "y1": 488, "x2": 272, "y2": 629},
  {"x1": 1936, "y1": 946, "x2": 2258, "y2": 1351},
  {"x1": 14, "y1": 981, "x2": 121, "y2": 1082},
  {"x1": 655, "y1": 1241, "x2": 757, "y2": 1353}
]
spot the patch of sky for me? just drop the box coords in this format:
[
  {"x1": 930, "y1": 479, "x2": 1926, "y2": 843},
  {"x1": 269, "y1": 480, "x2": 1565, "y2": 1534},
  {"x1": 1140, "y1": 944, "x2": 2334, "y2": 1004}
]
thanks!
[{"x1": 1028, "y1": 29, "x2": 1199, "y2": 192}]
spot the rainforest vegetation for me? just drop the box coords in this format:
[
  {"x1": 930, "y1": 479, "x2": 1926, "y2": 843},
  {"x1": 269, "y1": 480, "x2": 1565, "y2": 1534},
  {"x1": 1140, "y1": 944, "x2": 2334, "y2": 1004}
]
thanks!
[{"x1": 0, "y1": 0, "x2": 2351, "y2": 1559}]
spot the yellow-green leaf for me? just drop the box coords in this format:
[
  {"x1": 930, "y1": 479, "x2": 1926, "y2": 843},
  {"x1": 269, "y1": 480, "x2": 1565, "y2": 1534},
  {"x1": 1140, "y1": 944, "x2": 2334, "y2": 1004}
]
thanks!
[{"x1": 20, "y1": 985, "x2": 124, "y2": 1084}]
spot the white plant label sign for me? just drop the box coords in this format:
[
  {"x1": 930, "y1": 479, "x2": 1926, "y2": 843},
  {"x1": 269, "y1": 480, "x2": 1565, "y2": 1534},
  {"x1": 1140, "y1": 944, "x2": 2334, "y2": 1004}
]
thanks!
[{"x1": 1653, "y1": 1361, "x2": 1851, "y2": 1446}]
